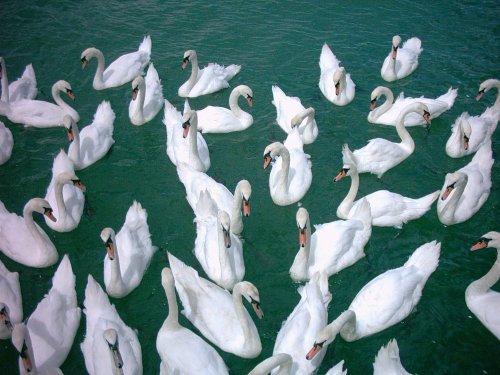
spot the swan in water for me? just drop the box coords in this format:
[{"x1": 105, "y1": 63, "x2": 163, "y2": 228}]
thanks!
[
  {"x1": 248, "y1": 353, "x2": 293, "y2": 375},
  {"x1": 272, "y1": 84, "x2": 318, "y2": 144},
  {"x1": 373, "y1": 338, "x2": 412, "y2": 375},
  {"x1": 325, "y1": 360, "x2": 348, "y2": 375},
  {"x1": 381, "y1": 35, "x2": 422, "y2": 82},
  {"x1": 318, "y1": 43, "x2": 355, "y2": 106},
  {"x1": 128, "y1": 62, "x2": 164, "y2": 125},
  {"x1": 0, "y1": 197, "x2": 58, "y2": 268},
  {"x1": 81, "y1": 35, "x2": 151, "y2": 90},
  {"x1": 80, "y1": 275, "x2": 142, "y2": 375},
  {"x1": 476, "y1": 78, "x2": 500, "y2": 112},
  {"x1": 0, "y1": 259, "x2": 22, "y2": 339},
  {"x1": 0, "y1": 121, "x2": 13, "y2": 165},
  {"x1": 466, "y1": 231, "x2": 500, "y2": 340},
  {"x1": 177, "y1": 162, "x2": 251, "y2": 235},
  {"x1": 11, "y1": 254, "x2": 81, "y2": 374},
  {"x1": 351, "y1": 102, "x2": 431, "y2": 178},
  {"x1": 368, "y1": 86, "x2": 457, "y2": 126},
  {"x1": 437, "y1": 140, "x2": 493, "y2": 226},
  {"x1": 101, "y1": 200, "x2": 158, "y2": 298},
  {"x1": 306, "y1": 241, "x2": 440, "y2": 360},
  {"x1": 156, "y1": 267, "x2": 229, "y2": 375},
  {"x1": 263, "y1": 128, "x2": 312, "y2": 206},
  {"x1": 290, "y1": 200, "x2": 372, "y2": 282},
  {"x1": 335, "y1": 144, "x2": 439, "y2": 228},
  {"x1": 0, "y1": 57, "x2": 37, "y2": 116},
  {"x1": 64, "y1": 101, "x2": 115, "y2": 170},
  {"x1": 6, "y1": 80, "x2": 79, "y2": 127},
  {"x1": 178, "y1": 49, "x2": 241, "y2": 98},
  {"x1": 168, "y1": 252, "x2": 263, "y2": 358}
]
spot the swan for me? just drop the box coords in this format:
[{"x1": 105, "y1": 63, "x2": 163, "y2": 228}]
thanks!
[
  {"x1": 334, "y1": 144, "x2": 439, "y2": 228},
  {"x1": 306, "y1": 241, "x2": 440, "y2": 360},
  {"x1": 156, "y1": 267, "x2": 229, "y2": 375},
  {"x1": 0, "y1": 198, "x2": 58, "y2": 268},
  {"x1": 11, "y1": 254, "x2": 81, "y2": 374},
  {"x1": 81, "y1": 275, "x2": 142, "y2": 375},
  {"x1": 476, "y1": 78, "x2": 500, "y2": 112},
  {"x1": 128, "y1": 62, "x2": 164, "y2": 125},
  {"x1": 263, "y1": 128, "x2": 312, "y2": 206},
  {"x1": 6, "y1": 80, "x2": 79, "y2": 127},
  {"x1": 466, "y1": 231, "x2": 500, "y2": 340},
  {"x1": 248, "y1": 353, "x2": 293, "y2": 375},
  {"x1": 368, "y1": 86, "x2": 457, "y2": 126},
  {"x1": 373, "y1": 338, "x2": 412, "y2": 375},
  {"x1": 64, "y1": 101, "x2": 115, "y2": 170},
  {"x1": 81, "y1": 35, "x2": 151, "y2": 90},
  {"x1": 318, "y1": 43, "x2": 355, "y2": 106},
  {"x1": 0, "y1": 57, "x2": 37, "y2": 116},
  {"x1": 437, "y1": 140, "x2": 493, "y2": 225},
  {"x1": 325, "y1": 361, "x2": 348, "y2": 375},
  {"x1": 290, "y1": 200, "x2": 372, "y2": 282},
  {"x1": 351, "y1": 102, "x2": 431, "y2": 178},
  {"x1": 273, "y1": 272, "x2": 332, "y2": 374},
  {"x1": 101, "y1": 200, "x2": 158, "y2": 298},
  {"x1": 0, "y1": 259, "x2": 22, "y2": 339},
  {"x1": 445, "y1": 108, "x2": 498, "y2": 158},
  {"x1": 0, "y1": 121, "x2": 13, "y2": 165},
  {"x1": 168, "y1": 252, "x2": 263, "y2": 358},
  {"x1": 381, "y1": 35, "x2": 422, "y2": 82},
  {"x1": 272, "y1": 85, "x2": 318, "y2": 144},
  {"x1": 176, "y1": 162, "x2": 251, "y2": 235},
  {"x1": 178, "y1": 49, "x2": 241, "y2": 98}
]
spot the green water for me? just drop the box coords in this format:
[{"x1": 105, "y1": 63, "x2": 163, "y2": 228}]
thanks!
[{"x1": 1, "y1": 1, "x2": 499, "y2": 374}]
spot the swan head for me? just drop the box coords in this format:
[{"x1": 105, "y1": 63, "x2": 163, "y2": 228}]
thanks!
[
  {"x1": 131, "y1": 76, "x2": 145, "y2": 100},
  {"x1": 182, "y1": 50, "x2": 196, "y2": 70},
  {"x1": 334, "y1": 143, "x2": 357, "y2": 181},
  {"x1": 306, "y1": 328, "x2": 331, "y2": 360},
  {"x1": 440, "y1": 172, "x2": 467, "y2": 201},
  {"x1": 237, "y1": 180, "x2": 252, "y2": 216},
  {"x1": 332, "y1": 68, "x2": 346, "y2": 95},
  {"x1": 263, "y1": 142, "x2": 284, "y2": 169},
  {"x1": 476, "y1": 79, "x2": 499, "y2": 101},
  {"x1": 234, "y1": 85, "x2": 254, "y2": 107},
  {"x1": 100, "y1": 227, "x2": 116, "y2": 260},
  {"x1": 217, "y1": 210, "x2": 232, "y2": 248},
  {"x1": 391, "y1": 35, "x2": 401, "y2": 58},
  {"x1": 236, "y1": 281, "x2": 264, "y2": 319},
  {"x1": 181, "y1": 109, "x2": 197, "y2": 138},
  {"x1": 459, "y1": 117, "x2": 472, "y2": 150},
  {"x1": 291, "y1": 107, "x2": 315, "y2": 128},
  {"x1": 54, "y1": 80, "x2": 75, "y2": 100},
  {"x1": 11, "y1": 323, "x2": 35, "y2": 373},
  {"x1": 296, "y1": 207, "x2": 309, "y2": 247},
  {"x1": 80, "y1": 47, "x2": 101, "y2": 69},
  {"x1": 103, "y1": 328, "x2": 124, "y2": 370},
  {"x1": 63, "y1": 115, "x2": 76, "y2": 142},
  {"x1": 369, "y1": 86, "x2": 389, "y2": 110},
  {"x1": 28, "y1": 198, "x2": 57, "y2": 222},
  {"x1": 56, "y1": 171, "x2": 86, "y2": 192},
  {"x1": 0, "y1": 303, "x2": 13, "y2": 332},
  {"x1": 471, "y1": 231, "x2": 500, "y2": 251}
]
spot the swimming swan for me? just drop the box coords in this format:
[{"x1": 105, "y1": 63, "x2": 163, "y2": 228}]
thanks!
[
  {"x1": 0, "y1": 259, "x2": 22, "y2": 339},
  {"x1": 381, "y1": 35, "x2": 422, "y2": 82},
  {"x1": 373, "y1": 338, "x2": 412, "y2": 375},
  {"x1": 248, "y1": 353, "x2": 293, "y2": 375},
  {"x1": 129, "y1": 62, "x2": 164, "y2": 125},
  {"x1": 476, "y1": 78, "x2": 500, "y2": 112},
  {"x1": 0, "y1": 121, "x2": 13, "y2": 165},
  {"x1": 0, "y1": 56, "x2": 37, "y2": 116}
]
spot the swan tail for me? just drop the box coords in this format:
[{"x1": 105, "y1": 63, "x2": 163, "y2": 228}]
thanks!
[
  {"x1": 195, "y1": 189, "x2": 218, "y2": 218},
  {"x1": 52, "y1": 149, "x2": 75, "y2": 175},
  {"x1": 93, "y1": 100, "x2": 116, "y2": 133},
  {"x1": 402, "y1": 37, "x2": 423, "y2": 55},
  {"x1": 271, "y1": 85, "x2": 286, "y2": 106},
  {"x1": 401, "y1": 190, "x2": 439, "y2": 222},
  {"x1": 167, "y1": 252, "x2": 199, "y2": 317},
  {"x1": 403, "y1": 240, "x2": 440, "y2": 280},
  {"x1": 223, "y1": 64, "x2": 241, "y2": 80},
  {"x1": 19, "y1": 64, "x2": 38, "y2": 99},
  {"x1": 436, "y1": 87, "x2": 458, "y2": 109},
  {"x1": 138, "y1": 35, "x2": 152, "y2": 54},
  {"x1": 373, "y1": 339, "x2": 410, "y2": 375},
  {"x1": 51, "y1": 254, "x2": 77, "y2": 295},
  {"x1": 83, "y1": 274, "x2": 111, "y2": 316},
  {"x1": 319, "y1": 43, "x2": 340, "y2": 70}
]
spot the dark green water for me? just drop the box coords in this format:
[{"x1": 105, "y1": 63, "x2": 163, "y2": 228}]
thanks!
[{"x1": 1, "y1": 1, "x2": 499, "y2": 374}]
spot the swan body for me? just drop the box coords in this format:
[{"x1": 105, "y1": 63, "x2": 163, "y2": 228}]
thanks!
[
  {"x1": 290, "y1": 200, "x2": 372, "y2": 282},
  {"x1": 0, "y1": 121, "x2": 13, "y2": 165},
  {"x1": 157, "y1": 267, "x2": 229, "y2": 375},
  {"x1": 476, "y1": 78, "x2": 500, "y2": 112},
  {"x1": 0, "y1": 57, "x2": 37, "y2": 116},
  {"x1": 352, "y1": 102, "x2": 430, "y2": 178},
  {"x1": 168, "y1": 252, "x2": 263, "y2": 358},
  {"x1": 178, "y1": 49, "x2": 241, "y2": 98},
  {"x1": 81, "y1": 35, "x2": 151, "y2": 90},
  {"x1": 6, "y1": 80, "x2": 79, "y2": 127},
  {"x1": 65, "y1": 101, "x2": 115, "y2": 169},
  {"x1": 177, "y1": 162, "x2": 251, "y2": 235},
  {"x1": 128, "y1": 62, "x2": 164, "y2": 125},
  {"x1": 325, "y1": 361, "x2": 348, "y2": 375},
  {"x1": 0, "y1": 198, "x2": 58, "y2": 267},
  {"x1": 368, "y1": 86, "x2": 457, "y2": 126},
  {"x1": 437, "y1": 140, "x2": 493, "y2": 225},
  {"x1": 0, "y1": 259, "x2": 22, "y2": 339},
  {"x1": 335, "y1": 144, "x2": 439, "y2": 228},
  {"x1": 272, "y1": 85, "x2": 318, "y2": 144},
  {"x1": 373, "y1": 338, "x2": 412, "y2": 375},
  {"x1": 381, "y1": 36, "x2": 422, "y2": 82},
  {"x1": 466, "y1": 232, "x2": 500, "y2": 340},
  {"x1": 263, "y1": 128, "x2": 312, "y2": 206},
  {"x1": 249, "y1": 353, "x2": 293, "y2": 375},
  {"x1": 81, "y1": 275, "x2": 142, "y2": 375},
  {"x1": 318, "y1": 43, "x2": 355, "y2": 106},
  {"x1": 101, "y1": 200, "x2": 158, "y2": 298}
]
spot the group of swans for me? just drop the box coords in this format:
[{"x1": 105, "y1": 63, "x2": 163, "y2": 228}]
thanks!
[
  {"x1": 0, "y1": 259, "x2": 22, "y2": 339},
  {"x1": 381, "y1": 35, "x2": 422, "y2": 82},
  {"x1": 0, "y1": 56, "x2": 37, "y2": 116},
  {"x1": 128, "y1": 62, "x2": 164, "y2": 125}
]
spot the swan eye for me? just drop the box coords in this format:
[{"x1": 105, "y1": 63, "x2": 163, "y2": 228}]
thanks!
[
  {"x1": 71, "y1": 178, "x2": 81, "y2": 185},
  {"x1": 463, "y1": 135, "x2": 470, "y2": 142},
  {"x1": 478, "y1": 238, "x2": 490, "y2": 246},
  {"x1": 447, "y1": 182, "x2": 456, "y2": 189},
  {"x1": 105, "y1": 238, "x2": 113, "y2": 247},
  {"x1": 66, "y1": 88, "x2": 73, "y2": 96},
  {"x1": 250, "y1": 297, "x2": 261, "y2": 309},
  {"x1": 182, "y1": 120, "x2": 190, "y2": 129},
  {"x1": 19, "y1": 342, "x2": 29, "y2": 359},
  {"x1": 370, "y1": 99, "x2": 376, "y2": 105},
  {"x1": 43, "y1": 207, "x2": 53, "y2": 215},
  {"x1": 81, "y1": 56, "x2": 87, "y2": 63},
  {"x1": 478, "y1": 88, "x2": 485, "y2": 95},
  {"x1": 183, "y1": 57, "x2": 189, "y2": 64}
]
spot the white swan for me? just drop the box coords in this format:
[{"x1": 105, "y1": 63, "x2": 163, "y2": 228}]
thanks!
[
  {"x1": 325, "y1": 360, "x2": 348, "y2": 375},
  {"x1": 177, "y1": 162, "x2": 251, "y2": 235},
  {"x1": 0, "y1": 198, "x2": 58, "y2": 268},
  {"x1": 6, "y1": 80, "x2": 79, "y2": 127},
  {"x1": 335, "y1": 144, "x2": 439, "y2": 228},
  {"x1": 306, "y1": 241, "x2": 440, "y2": 360},
  {"x1": 168, "y1": 252, "x2": 263, "y2": 358},
  {"x1": 178, "y1": 49, "x2": 241, "y2": 98},
  {"x1": 156, "y1": 267, "x2": 229, "y2": 375},
  {"x1": 128, "y1": 62, "x2": 164, "y2": 125},
  {"x1": 80, "y1": 275, "x2": 143, "y2": 375},
  {"x1": 290, "y1": 200, "x2": 372, "y2": 281},
  {"x1": 318, "y1": 43, "x2": 355, "y2": 106},
  {"x1": 0, "y1": 57, "x2": 37, "y2": 116},
  {"x1": 263, "y1": 128, "x2": 312, "y2": 206},
  {"x1": 381, "y1": 35, "x2": 422, "y2": 82},
  {"x1": 65, "y1": 100, "x2": 115, "y2": 170},
  {"x1": 368, "y1": 86, "x2": 457, "y2": 126},
  {"x1": 466, "y1": 231, "x2": 500, "y2": 340},
  {"x1": 101, "y1": 200, "x2": 158, "y2": 298},
  {"x1": 0, "y1": 259, "x2": 22, "y2": 339},
  {"x1": 272, "y1": 85, "x2": 318, "y2": 144},
  {"x1": 351, "y1": 102, "x2": 430, "y2": 178},
  {"x1": 437, "y1": 140, "x2": 493, "y2": 225},
  {"x1": 248, "y1": 353, "x2": 293, "y2": 375},
  {"x1": 476, "y1": 78, "x2": 500, "y2": 112},
  {"x1": 0, "y1": 121, "x2": 13, "y2": 165},
  {"x1": 273, "y1": 272, "x2": 332, "y2": 374},
  {"x1": 12, "y1": 254, "x2": 80, "y2": 374},
  {"x1": 81, "y1": 35, "x2": 151, "y2": 90},
  {"x1": 373, "y1": 338, "x2": 412, "y2": 375}
]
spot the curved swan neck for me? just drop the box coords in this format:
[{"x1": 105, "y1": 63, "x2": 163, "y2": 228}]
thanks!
[
  {"x1": 68, "y1": 121, "x2": 81, "y2": 165},
  {"x1": 232, "y1": 285, "x2": 253, "y2": 338},
  {"x1": 371, "y1": 87, "x2": 394, "y2": 120},
  {"x1": 88, "y1": 49, "x2": 106, "y2": 88},
  {"x1": 439, "y1": 174, "x2": 467, "y2": 221},
  {"x1": 217, "y1": 217, "x2": 230, "y2": 272},
  {"x1": 394, "y1": 104, "x2": 418, "y2": 150},
  {"x1": 23, "y1": 203, "x2": 46, "y2": 254},
  {"x1": 108, "y1": 231, "x2": 125, "y2": 291},
  {"x1": 276, "y1": 146, "x2": 290, "y2": 193},
  {"x1": 186, "y1": 54, "x2": 199, "y2": 92},
  {"x1": 250, "y1": 354, "x2": 292, "y2": 375},
  {"x1": 54, "y1": 178, "x2": 69, "y2": 222},
  {"x1": 163, "y1": 272, "x2": 179, "y2": 326},
  {"x1": 52, "y1": 83, "x2": 76, "y2": 118},
  {"x1": 188, "y1": 114, "x2": 201, "y2": 160},
  {"x1": 1, "y1": 59, "x2": 9, "y2": 103},
  {"x1": 228, "y1": 88, "x2": 245, "y2": 118},
  {"x1": 230, "y1": 184, "x2": 244, "y2": 234},
  {"x1": 468, "y1": 249, "x2": 500, "y2": 295},
  {"x1": 132, "y1": 78, "x2": 146, "y2": 121},
  {"x1": 320, "y1": 310, "x2": 356, "y2": 345},
  {"x1": 337, "y1": 168, "x2": 359, "y2": 218}
]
